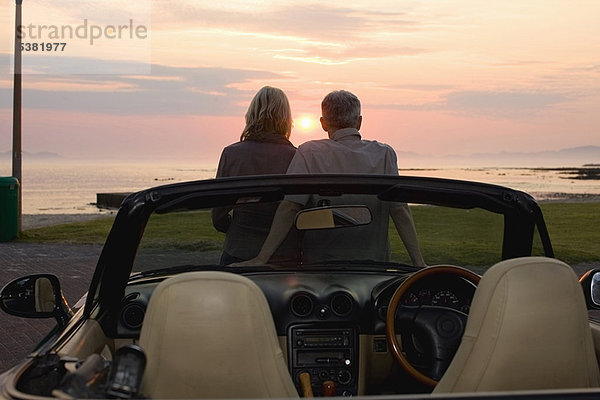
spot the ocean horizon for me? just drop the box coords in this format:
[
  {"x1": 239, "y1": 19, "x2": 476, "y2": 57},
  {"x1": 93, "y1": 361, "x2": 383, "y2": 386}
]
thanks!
[{"x1": 1, "y1": 159, "x2": 599, "y2": 215}]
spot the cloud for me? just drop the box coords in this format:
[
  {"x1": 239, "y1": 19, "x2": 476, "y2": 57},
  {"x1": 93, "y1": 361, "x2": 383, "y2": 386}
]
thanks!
[
  {"x1": 365, "y1": 90, "x2": 569, "y2": 117},
  {"x1": 151, "y1": 3, "x2": 427, "y2": 63},
  {"x1": 154, "y1": 3, "x2": 419, "y2": 38},
  {"x1": 244, "y1": 6, "x2": 420, "y2": 41},
  {"x1": 365, "y1": 102, "x2": 444, "y2": 112},
  {"x1": 566, "y1": 63, "x2": 600, "y2": 74},
  {"x1": 271, "y1": 43, "x2": 425, "y2": 65},
  {"x1": 0, "y1": 53, "x2": 285, "y2": 115},
  {"x1": 387, "y1": 83, "x2": 455, "y2": 92},
  {"x1": 444, "y1": 91, "x2": 568, "y2": 114},
  {"x1": 4, "y1": 3, "x2": 429, "y2": 69}
]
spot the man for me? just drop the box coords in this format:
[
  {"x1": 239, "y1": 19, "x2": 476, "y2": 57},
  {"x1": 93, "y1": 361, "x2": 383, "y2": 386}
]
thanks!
[{"x1": 234, "y1": 90, "x2": 426, "y2": 267}]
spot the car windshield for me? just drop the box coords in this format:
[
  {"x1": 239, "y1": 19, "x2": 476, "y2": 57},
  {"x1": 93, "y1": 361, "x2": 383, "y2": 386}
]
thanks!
[{"x1": 130, "y1": 179, "x2": 546, "y2": 275}]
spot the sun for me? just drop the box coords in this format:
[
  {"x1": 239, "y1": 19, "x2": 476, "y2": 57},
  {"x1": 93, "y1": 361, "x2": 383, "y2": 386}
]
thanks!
[
  {"x1": 295, "y1": 115, "x2": 317, "y2": 133},
  {"x1": 299, "y1": 117, "x2": 312, "y2": 129}
]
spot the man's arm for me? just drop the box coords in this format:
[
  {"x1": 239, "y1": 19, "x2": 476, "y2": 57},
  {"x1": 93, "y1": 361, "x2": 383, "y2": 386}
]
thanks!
[
  {"x1": 390, "y1": 203, "x2": 427, "y2": 267},
  {"x1": 230, "y1": 200, "x2": 301, "y2": 266}
]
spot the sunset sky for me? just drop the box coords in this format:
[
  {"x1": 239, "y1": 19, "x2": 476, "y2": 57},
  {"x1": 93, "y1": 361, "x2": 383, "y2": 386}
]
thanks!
[{"x1": 0, "y1": 1, "x2": 599, "y2": 167}]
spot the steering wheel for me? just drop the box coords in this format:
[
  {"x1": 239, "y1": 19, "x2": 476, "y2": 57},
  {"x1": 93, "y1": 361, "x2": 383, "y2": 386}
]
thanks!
[{"x1": 385, "y1": 265, "x2": 480, "y2": 387}]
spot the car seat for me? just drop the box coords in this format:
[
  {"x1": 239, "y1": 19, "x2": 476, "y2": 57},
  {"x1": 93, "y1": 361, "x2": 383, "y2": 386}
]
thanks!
[
  {"x1": 434, "y1": 257, "x2": 600, "y2": 392},
  {"x1": 138, "y1": 271, "x2": 299, "y2": 398}
]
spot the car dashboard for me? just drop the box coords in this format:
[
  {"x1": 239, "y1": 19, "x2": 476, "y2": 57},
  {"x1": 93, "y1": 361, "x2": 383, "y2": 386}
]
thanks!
[{"x1": 116, "y1": 269, "x2": 477, "y2": 396}]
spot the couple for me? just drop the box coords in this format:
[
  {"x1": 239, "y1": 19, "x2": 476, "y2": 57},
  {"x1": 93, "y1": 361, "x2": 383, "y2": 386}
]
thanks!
[{"x1": 212, "y1": 86, "x2": 426, "y2": 268}]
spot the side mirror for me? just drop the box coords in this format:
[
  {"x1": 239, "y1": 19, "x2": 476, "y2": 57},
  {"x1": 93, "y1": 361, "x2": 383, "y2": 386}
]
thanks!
[
  {"x1": 295, "y1": 206, "x2": 372, "y2": 230},
  {"x1": 0, "y1": 274, "x2": 74, "y2": 327},
  {"x1": 579, "y1": 269, "x2": 600, "y2": 309}
]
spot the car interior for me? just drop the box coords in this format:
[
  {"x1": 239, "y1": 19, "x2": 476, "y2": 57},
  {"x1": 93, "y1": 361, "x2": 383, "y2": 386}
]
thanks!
[
  {"x1": 2, "y1": 177, "x2": 600, "y2": 399},
  {"x1": 12, "y1": 256, "x2": 597, "y2": 399}
]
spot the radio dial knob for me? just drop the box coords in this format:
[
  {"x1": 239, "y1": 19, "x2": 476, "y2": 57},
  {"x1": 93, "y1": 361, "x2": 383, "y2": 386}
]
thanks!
[{"x1": 338, "y1": 370, "x2": 352, "y2": 385}]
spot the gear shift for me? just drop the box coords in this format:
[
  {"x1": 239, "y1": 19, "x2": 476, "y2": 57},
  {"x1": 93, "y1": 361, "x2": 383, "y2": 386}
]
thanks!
[{"x1": 298, "y1": 372, "x2": 314, "y2": 397}]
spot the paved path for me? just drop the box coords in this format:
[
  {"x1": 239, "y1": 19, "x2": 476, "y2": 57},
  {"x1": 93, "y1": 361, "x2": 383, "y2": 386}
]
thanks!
[{"x1": 0, "y1": 242, "x2": 101, "y2": 373}]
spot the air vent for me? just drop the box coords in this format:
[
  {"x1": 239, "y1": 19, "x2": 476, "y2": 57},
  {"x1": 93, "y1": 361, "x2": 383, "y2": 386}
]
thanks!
[
  {"x1": 290, "y1": 293, "x2": 314, "y2": 317},
  {"x1": 123, "y1": 292, "x2": 140, "y2": 302},
  {"x1": 331, "y1": 293, "x2": 353, "y2": 316},
  {"x1": 120, "y1": 302, "x2": 146, "y2": 330}
]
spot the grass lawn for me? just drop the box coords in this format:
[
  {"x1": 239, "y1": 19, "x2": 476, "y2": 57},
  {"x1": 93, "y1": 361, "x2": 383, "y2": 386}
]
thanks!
[
  {"x1": 16, "y1": 202, "x2": 600, "y2": 267},
  {"x1": 19, "y1": 216, "x2": 116, "y2": 245},
  {"x1": 540, "y1": 202, "x2": 600, "y2": 264}
]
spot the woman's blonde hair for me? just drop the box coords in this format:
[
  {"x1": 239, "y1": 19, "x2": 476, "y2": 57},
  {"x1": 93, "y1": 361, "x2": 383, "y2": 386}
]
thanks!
[{"x1": 241, "y1": 86, "x2": 293, "y2": 141}]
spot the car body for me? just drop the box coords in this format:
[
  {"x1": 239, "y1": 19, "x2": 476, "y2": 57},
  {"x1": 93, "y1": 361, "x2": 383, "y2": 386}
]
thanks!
[{"x1": 1, "y1": 174, "x2": 600, "y2": 399}]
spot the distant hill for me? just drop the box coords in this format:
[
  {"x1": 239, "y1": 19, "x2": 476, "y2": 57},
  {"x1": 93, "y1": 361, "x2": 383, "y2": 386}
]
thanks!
[
  {"x1": 469, "y1": 145, "x2": 600, "y2": 161},
  {"x1": 0, "y1": 151, "x2": 64, "y2": 160},
  {"x1": 398, "y1": 145, "x2": 600, "y2": 168},
  {"x1": 466, "y1": 146, "x2": 600, "y2": 167}
]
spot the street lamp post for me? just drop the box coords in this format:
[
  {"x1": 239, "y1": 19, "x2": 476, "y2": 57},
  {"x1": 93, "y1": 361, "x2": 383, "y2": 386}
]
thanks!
[{"x1": 12, "y1": 0, "x2": 23, "y2": 233}]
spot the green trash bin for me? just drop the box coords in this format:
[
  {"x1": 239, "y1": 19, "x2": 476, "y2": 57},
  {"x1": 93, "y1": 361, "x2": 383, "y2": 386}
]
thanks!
[{"x1": 0, "y1": 177, "x2": 20, "y2": 241}]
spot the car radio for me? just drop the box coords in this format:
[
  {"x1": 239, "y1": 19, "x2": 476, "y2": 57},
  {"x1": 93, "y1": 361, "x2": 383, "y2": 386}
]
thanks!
[{"x1": 288, "y1": 324, "x2": 358, "y2": 396}]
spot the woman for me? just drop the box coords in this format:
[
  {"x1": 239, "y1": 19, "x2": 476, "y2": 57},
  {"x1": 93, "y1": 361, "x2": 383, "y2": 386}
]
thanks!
[{"x1": 211, "y1": 86, "x2": 298, "y2": 265}]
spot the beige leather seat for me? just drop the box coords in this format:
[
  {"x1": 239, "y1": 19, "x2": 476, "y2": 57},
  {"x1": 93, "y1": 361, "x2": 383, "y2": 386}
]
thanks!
[
  {"x1": 138, "y1": 271, "x2": 299, "y2": 398},
  {"x1": 434, "y1": 257, "x2": 600, "y2": 393}
]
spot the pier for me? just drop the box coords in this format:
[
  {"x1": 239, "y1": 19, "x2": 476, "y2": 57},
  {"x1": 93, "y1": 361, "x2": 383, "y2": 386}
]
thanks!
[{"x1": 96, "y1": 192, "x2": 131, "y2": 209}]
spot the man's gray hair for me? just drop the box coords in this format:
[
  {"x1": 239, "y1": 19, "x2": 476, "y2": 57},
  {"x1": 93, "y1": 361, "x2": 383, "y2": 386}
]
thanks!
[{"x1": 321, "y1": 90, "x2": 361, "y2": 129}]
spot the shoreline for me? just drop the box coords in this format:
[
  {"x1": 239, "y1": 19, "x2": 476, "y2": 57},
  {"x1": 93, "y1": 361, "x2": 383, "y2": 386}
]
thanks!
[
  {"x1": 532, "y1": 192, "x2": 600, "y2": 203},
  {"x1": 20, "y1": 192, "x2": 600, "y2": 230}
]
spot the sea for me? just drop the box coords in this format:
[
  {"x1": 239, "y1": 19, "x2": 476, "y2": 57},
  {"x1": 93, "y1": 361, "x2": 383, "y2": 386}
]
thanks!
[{"x1": 1, "y1": 160, "x2": 600, "y2": 215}]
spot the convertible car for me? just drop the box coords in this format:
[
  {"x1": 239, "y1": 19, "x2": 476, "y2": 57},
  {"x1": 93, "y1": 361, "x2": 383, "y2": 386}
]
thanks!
[{"x1": 1, "y1": 174, "x2": 600, "y2": 399}]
